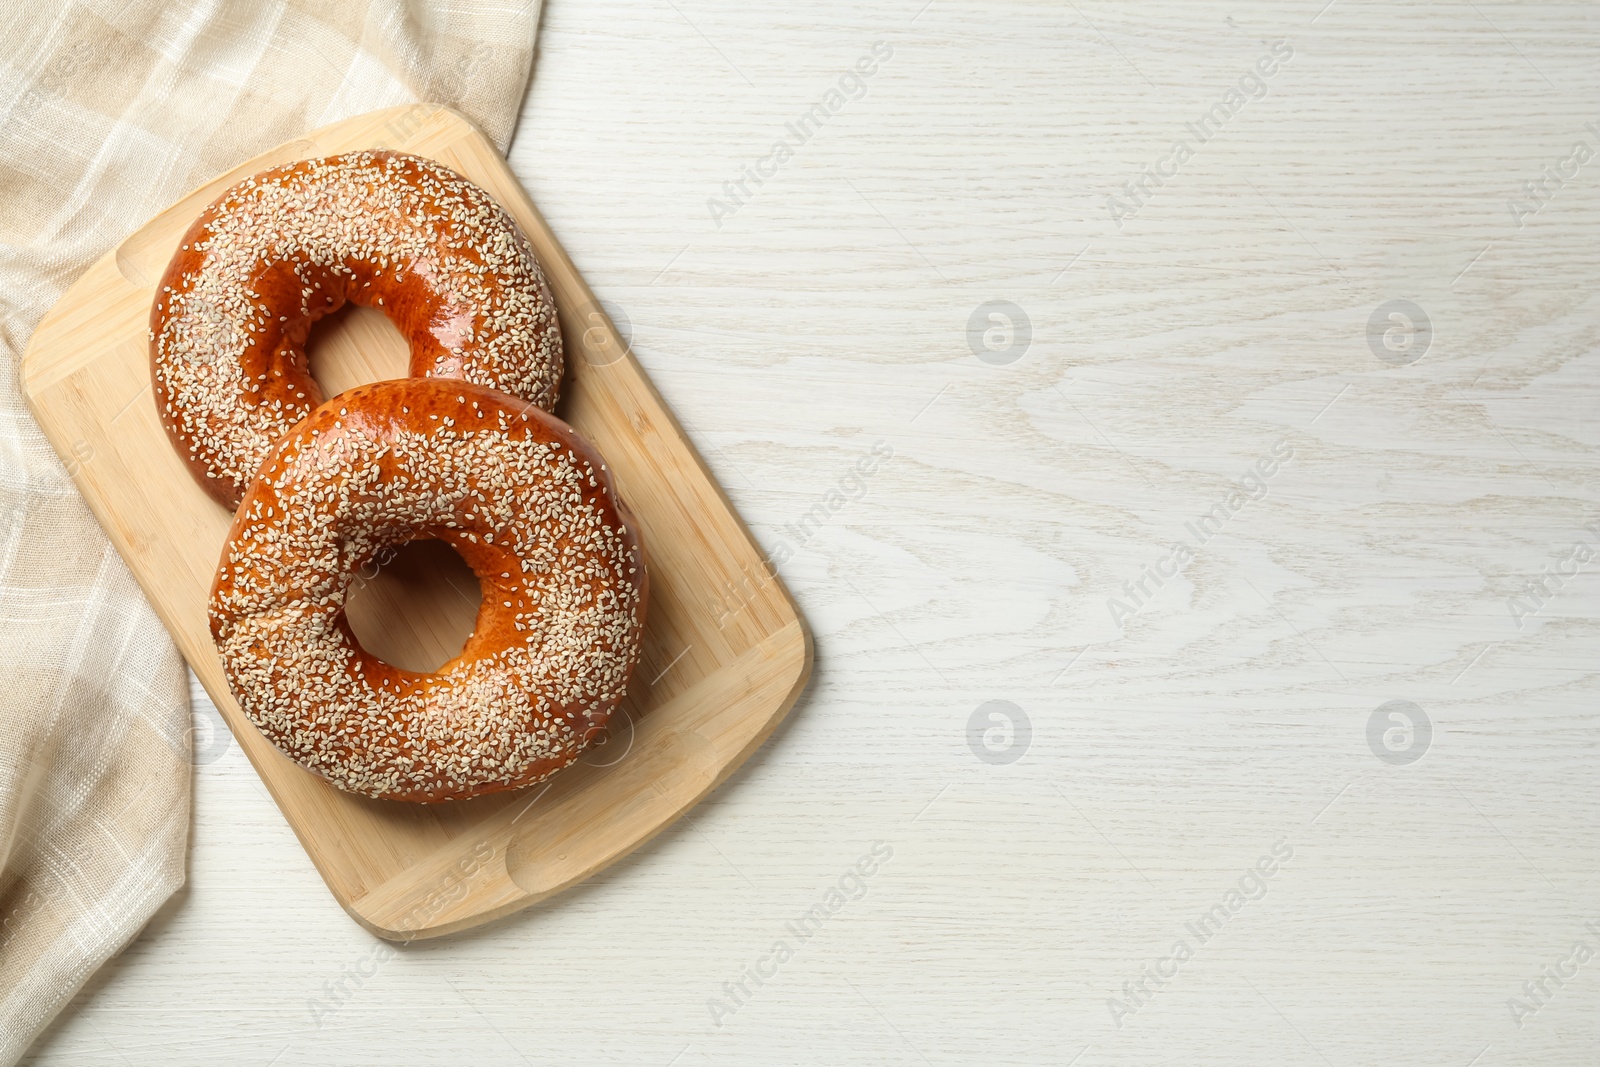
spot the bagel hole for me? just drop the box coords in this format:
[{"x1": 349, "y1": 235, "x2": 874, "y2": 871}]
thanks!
[
  {"x1": 306, "y1": 303, "x2": 410, "y2": 398},
  {"x1": 344, "y1": 539, "x2": 483, "y2": 673}
]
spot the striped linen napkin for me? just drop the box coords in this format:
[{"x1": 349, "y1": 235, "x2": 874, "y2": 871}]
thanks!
[{"x1": 0, "y1": 2, "x2": 541, "y2": 1061}]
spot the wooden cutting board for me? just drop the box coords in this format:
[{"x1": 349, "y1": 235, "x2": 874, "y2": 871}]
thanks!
[{"x1": 19, "y1": 106, "x2": 812, "y2": 940}]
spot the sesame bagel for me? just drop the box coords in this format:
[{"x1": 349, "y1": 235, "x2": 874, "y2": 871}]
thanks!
[
  {"x1": 208, "y1": 378, "x2": 647, "y2": 803},
  {"x1": 152, "y1": 150, "x2": 565, "y2": 507}
]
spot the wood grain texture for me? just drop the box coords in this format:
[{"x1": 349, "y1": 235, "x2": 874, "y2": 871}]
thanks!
[
  {"x1": 18, "y1": 2, "x2": 1600, "y2": 1065},
  {"x1": 20, "y1": 106, "x2": 811, "y2": 941}
]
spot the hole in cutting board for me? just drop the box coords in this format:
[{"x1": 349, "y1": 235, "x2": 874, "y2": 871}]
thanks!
[
  {"x1": 306, "y1": 304, "x2": 410, "y2": 398},
  {"x1": 345, "y1": 539, "x2": 483, "y2": 673}
]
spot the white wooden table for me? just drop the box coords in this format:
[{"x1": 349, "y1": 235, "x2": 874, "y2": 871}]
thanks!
[{"x1": 23, "y1": 2, "x2": 1600, "y2": 1064}]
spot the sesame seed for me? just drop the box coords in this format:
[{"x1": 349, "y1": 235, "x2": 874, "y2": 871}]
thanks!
[
  {"x1": 208, "y1": 377, "x2": 645, "y2": 804},
  {"x1": 151, "y1": 150, "x2": 565, "y2": 506}
]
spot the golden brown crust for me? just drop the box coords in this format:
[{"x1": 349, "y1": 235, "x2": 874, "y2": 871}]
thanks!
[
  {"x1": 152, "y1": 150, "x2": 564, "y2": 508},
  {"x1": 208, "y1": 378, "x2": 647, "y2": 803}
]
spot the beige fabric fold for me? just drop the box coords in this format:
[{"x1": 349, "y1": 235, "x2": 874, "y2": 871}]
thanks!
[{"x1": 0, "y1": 2, "x2": 541, "y2": 1061}]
